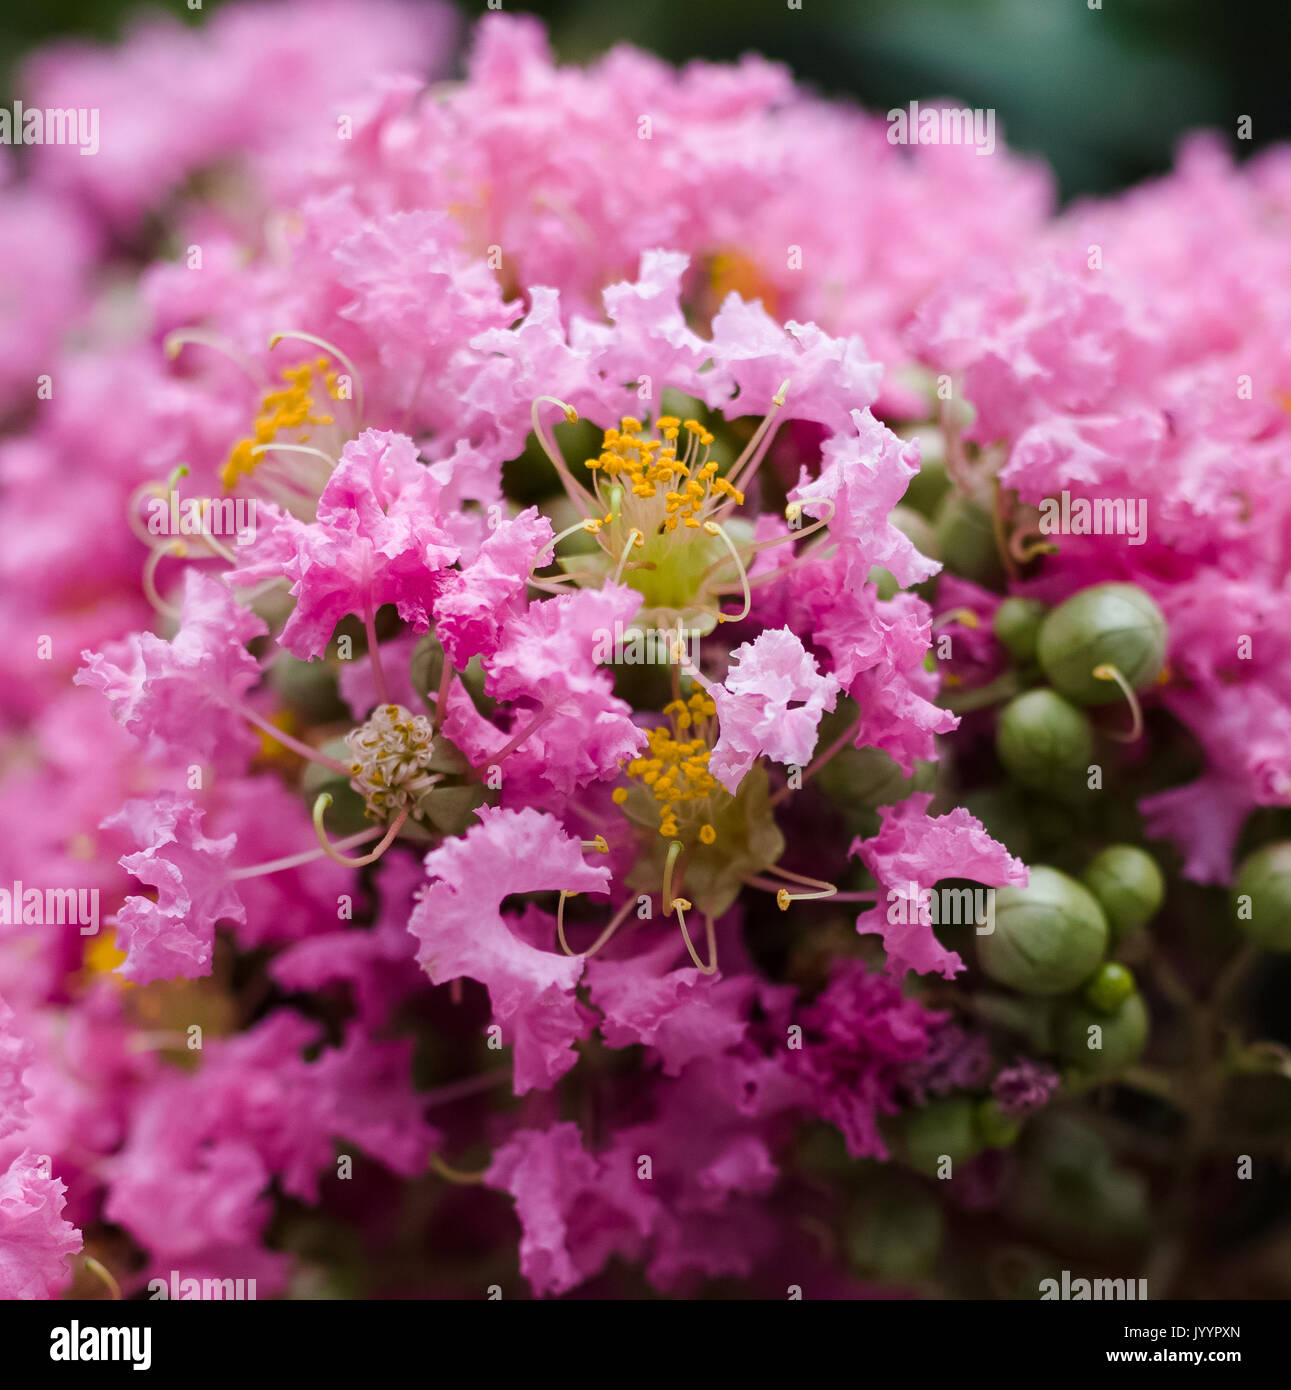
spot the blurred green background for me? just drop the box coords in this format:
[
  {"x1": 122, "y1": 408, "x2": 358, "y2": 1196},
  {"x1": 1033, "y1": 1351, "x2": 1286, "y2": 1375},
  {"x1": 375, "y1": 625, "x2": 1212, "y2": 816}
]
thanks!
[{"x1": 3, "y1": 0, "x2": 1288, "y2": 199}]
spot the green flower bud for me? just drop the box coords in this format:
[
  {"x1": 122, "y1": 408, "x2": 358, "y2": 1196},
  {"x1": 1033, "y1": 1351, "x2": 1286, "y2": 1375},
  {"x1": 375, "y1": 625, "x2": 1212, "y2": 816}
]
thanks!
[
  {"x1": 1231, "y1": 842, "x2": 1291, "y2": 951},
  {"x1": 1082, "y1": 845, "x2": 1164, "y2": 941},
  {"x1": 977, "y1": 865, "x2": 1109, "y2": 996},
  {"x1": 1036, "y1": 583, "x2": 1167, "y2": 706},
  {"x1": 992, "y1": 596, "x2": 1047, "y2": 666},
  {"x1": 1056, "y1": 991, "x2": 1148, "y2": 1075},
  {"x1": 902, "y1": 1096, "x2": 983, "y2": 1177},
  {"x1": 995, "y1": 689, "x2": 1093, "y2": 802},
  {"x1": 975, "y1": 1097, "x2": 1022, "y2": 1149},
  {"x1": 934, "y1": 492, "x2": 1006, "y2": 589},
  {"x1": 1083, "y1": 961, "x2": 1136, "y2": 1013}
]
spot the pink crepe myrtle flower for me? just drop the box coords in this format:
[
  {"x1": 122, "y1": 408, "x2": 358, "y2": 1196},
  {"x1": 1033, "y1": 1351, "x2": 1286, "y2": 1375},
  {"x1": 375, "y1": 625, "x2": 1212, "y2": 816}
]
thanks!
[
  {"x1": 409, "y1": 807, "x2": 609, "y2": 1093},
  {"x1": 433, "y1": 508, "x2": 555, "y2": 671},
  {"x1": 23, "y1": 0, "x2": 458, "y2": 232},
  {"x1": 484, "y1": 1122, "x2": 656, "y2": 1298},
  {"x1": 584, "y1": 936, "x2": 754, "y2": 1075},
  {"x1": 709, "y1": 628, "x2": 841, "y2": 793},
  {"x1": 228, "y1": 429, "x2": 458, "y2": 661},
  {"x1": 0, "y1": 1150, "x2": 82, "y2": 1299},
  {"x1": 105, "y1": 1011, "x2": 438, "y2": 1265},
  {"x1": 788, "y1": 959, "x2": 945, "y2": 1160},
  {"x1": 75, "y1": 568, "x2": 267, "y2": 773},
  {"x1": 103, "y1": 792, "x2": 244, "y2": 983}
]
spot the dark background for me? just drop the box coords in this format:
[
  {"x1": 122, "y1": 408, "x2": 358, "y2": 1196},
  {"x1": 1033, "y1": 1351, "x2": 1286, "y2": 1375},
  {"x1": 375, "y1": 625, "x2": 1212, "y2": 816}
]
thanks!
[{"x1": 2, "y1": 0, "x2": 1288, "y2": 198}]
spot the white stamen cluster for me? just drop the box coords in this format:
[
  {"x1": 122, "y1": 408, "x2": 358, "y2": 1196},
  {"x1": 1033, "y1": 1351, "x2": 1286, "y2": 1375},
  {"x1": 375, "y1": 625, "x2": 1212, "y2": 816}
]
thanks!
[{"x1": 346, "y1": 703, "x2": 439, "y2": 819}]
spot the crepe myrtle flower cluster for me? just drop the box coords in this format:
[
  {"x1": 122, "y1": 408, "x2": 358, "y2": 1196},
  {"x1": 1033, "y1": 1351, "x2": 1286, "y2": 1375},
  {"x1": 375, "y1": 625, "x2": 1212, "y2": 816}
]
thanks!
[{"x1": 4, "y1": 2, "x2": 1291, "y2": 1303}]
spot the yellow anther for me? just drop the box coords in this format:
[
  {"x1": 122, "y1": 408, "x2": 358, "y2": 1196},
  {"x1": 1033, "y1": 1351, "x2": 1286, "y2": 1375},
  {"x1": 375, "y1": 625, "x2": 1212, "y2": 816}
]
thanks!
[
  {"x1": 611, "y1": 787, "x2": 628, "y2": 804},
  {"x1": 699, "y1": 824, "x2": 716, "y2": 845}
]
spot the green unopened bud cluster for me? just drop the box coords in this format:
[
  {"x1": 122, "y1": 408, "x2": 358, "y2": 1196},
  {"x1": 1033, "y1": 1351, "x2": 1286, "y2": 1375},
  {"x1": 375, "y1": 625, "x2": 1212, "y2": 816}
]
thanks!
[{"x1": 975, "y1": 846, "x2": 1164, "y2": 1078}]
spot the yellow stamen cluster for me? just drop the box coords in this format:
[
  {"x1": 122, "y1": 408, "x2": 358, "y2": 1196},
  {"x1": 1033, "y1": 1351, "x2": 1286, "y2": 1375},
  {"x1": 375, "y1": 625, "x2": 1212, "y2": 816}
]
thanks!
[
  {"x1": 345, "y1": 703, "x2": 439, "y2": 820},
  {"x1": 584, "y1": 416, "x2": 743, "y2": 532},
  {"x1": 221, "y1": 357, "x2": 342, "y2": 490},
  {"x1": 624, "y1": 691, "x2": 720, "y2": 838}
]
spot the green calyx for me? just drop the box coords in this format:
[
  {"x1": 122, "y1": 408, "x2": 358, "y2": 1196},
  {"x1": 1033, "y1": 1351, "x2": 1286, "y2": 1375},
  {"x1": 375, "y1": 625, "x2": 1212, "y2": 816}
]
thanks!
[
  {"x1": 1036, "y1": 583, "x2": 1167, "y2": 706},
  {"x1": 977, "y1": 865, "x2": 1110, "y2": 996}
]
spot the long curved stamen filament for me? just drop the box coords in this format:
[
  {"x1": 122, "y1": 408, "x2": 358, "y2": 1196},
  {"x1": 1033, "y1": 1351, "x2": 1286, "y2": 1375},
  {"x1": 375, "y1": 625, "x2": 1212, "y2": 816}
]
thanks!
[
  {"x1": 1093, "y1": 663, "x2": 1144, "y2": 742},
  {"x1": 268, "y1": 330, "x2": 365, "y2": 422},
  {"x1": 932, "y1": 607, "x2": 980, "y2": 631},
  {"x1": 196, "y1": 499, "x2": 238, "y2": 563},
  {"x1": 82, "y1": 1256, "x2": 122, "y2": 1301},
  {"x1": 127, "y1": 464, "x2": 189, "y2": 544},
  {"x1": 230, "y1": 825, "x2": 386, "y2": 879},
  {"x1": 991, "y1": 477, "x2": 1021, "y2": 582},
  {"x1": 676, "y1": 903, "x2": 717, "y2": 975},
  {"x1": 530, "y1": 518, "x2": 604, "y2": 591},
  {"x1": 663, "y1": 840, "x2": 686, "y2": 915},
  {"x1": 724, "y1": 379, "x2": 790, "y2": 492},
  {"x1": 312, "y1": 795, "x2": 408, "y2": 866},
  {"x1": 238, "y1": 705, "x2": 350, "y2": 774},
  {"x1": 428, "y1": 1152, "x2": 488, "y2": 1185},
  {"x1": 251, "y1": 442, "x2": 338, "y2": 471},
  {"x1": 744, "y1": 866, "x2": 838, "y2": 909},
  {"x1": 702, "y1": 521, "x2": 751, "y2": 622},
  {"x1": 778, "y1": 497, "x2": 836, "y2": 544},
  {"x1": 611, "y1": 528, "x2": 644, "y2": 585},
  {"x1": 532, "y1": 397, "x2": 595, "y2": 517},
  {"x1": 142, "y1": 541, "x2": 186, "y2": 618},
  {"x1": 556, "y1": 892, "x2": 634, "y2": 957},
  {"x1": 1009, "y1": 528, "x2": 1060, "y2": 564},
  {"x1": 164, "y1": 330, "x2": 262, "y2": 382}
]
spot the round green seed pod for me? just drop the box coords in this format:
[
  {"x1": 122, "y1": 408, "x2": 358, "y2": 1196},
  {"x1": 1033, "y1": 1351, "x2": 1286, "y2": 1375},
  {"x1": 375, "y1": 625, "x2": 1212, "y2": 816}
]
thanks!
[
  {"x1": 992, "y1": 597, "x2": 1047, "y2": 666},
  {"x1": 995, "y1": 689, "x2": 1093, "y2": 802},
  {"x1": 902, "y1": 1096, "x2": 984, "y2": 1177},
  {"x1": 934, "y1": 492, "x2": 1006, "y2": 589},
  {"x1": 977, "y1": 865, "x2": 1110, "y2": 996},
  {"x1": 1056, "y1": 992, "x2": 1149, "y2": 1075},
  {"x1": 1036, "y1": 583, "x2": 1167, "y2": 706},
  {"x1": 1082, "y1": 846, "x2": 1164, "y2": 941},
  {"x1": 1083, "y1": 961, "x2": 1136, "y2": 1013},
  {"x1": 1231, "y1": 842, "x2": 1291, "y2": 951}
]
